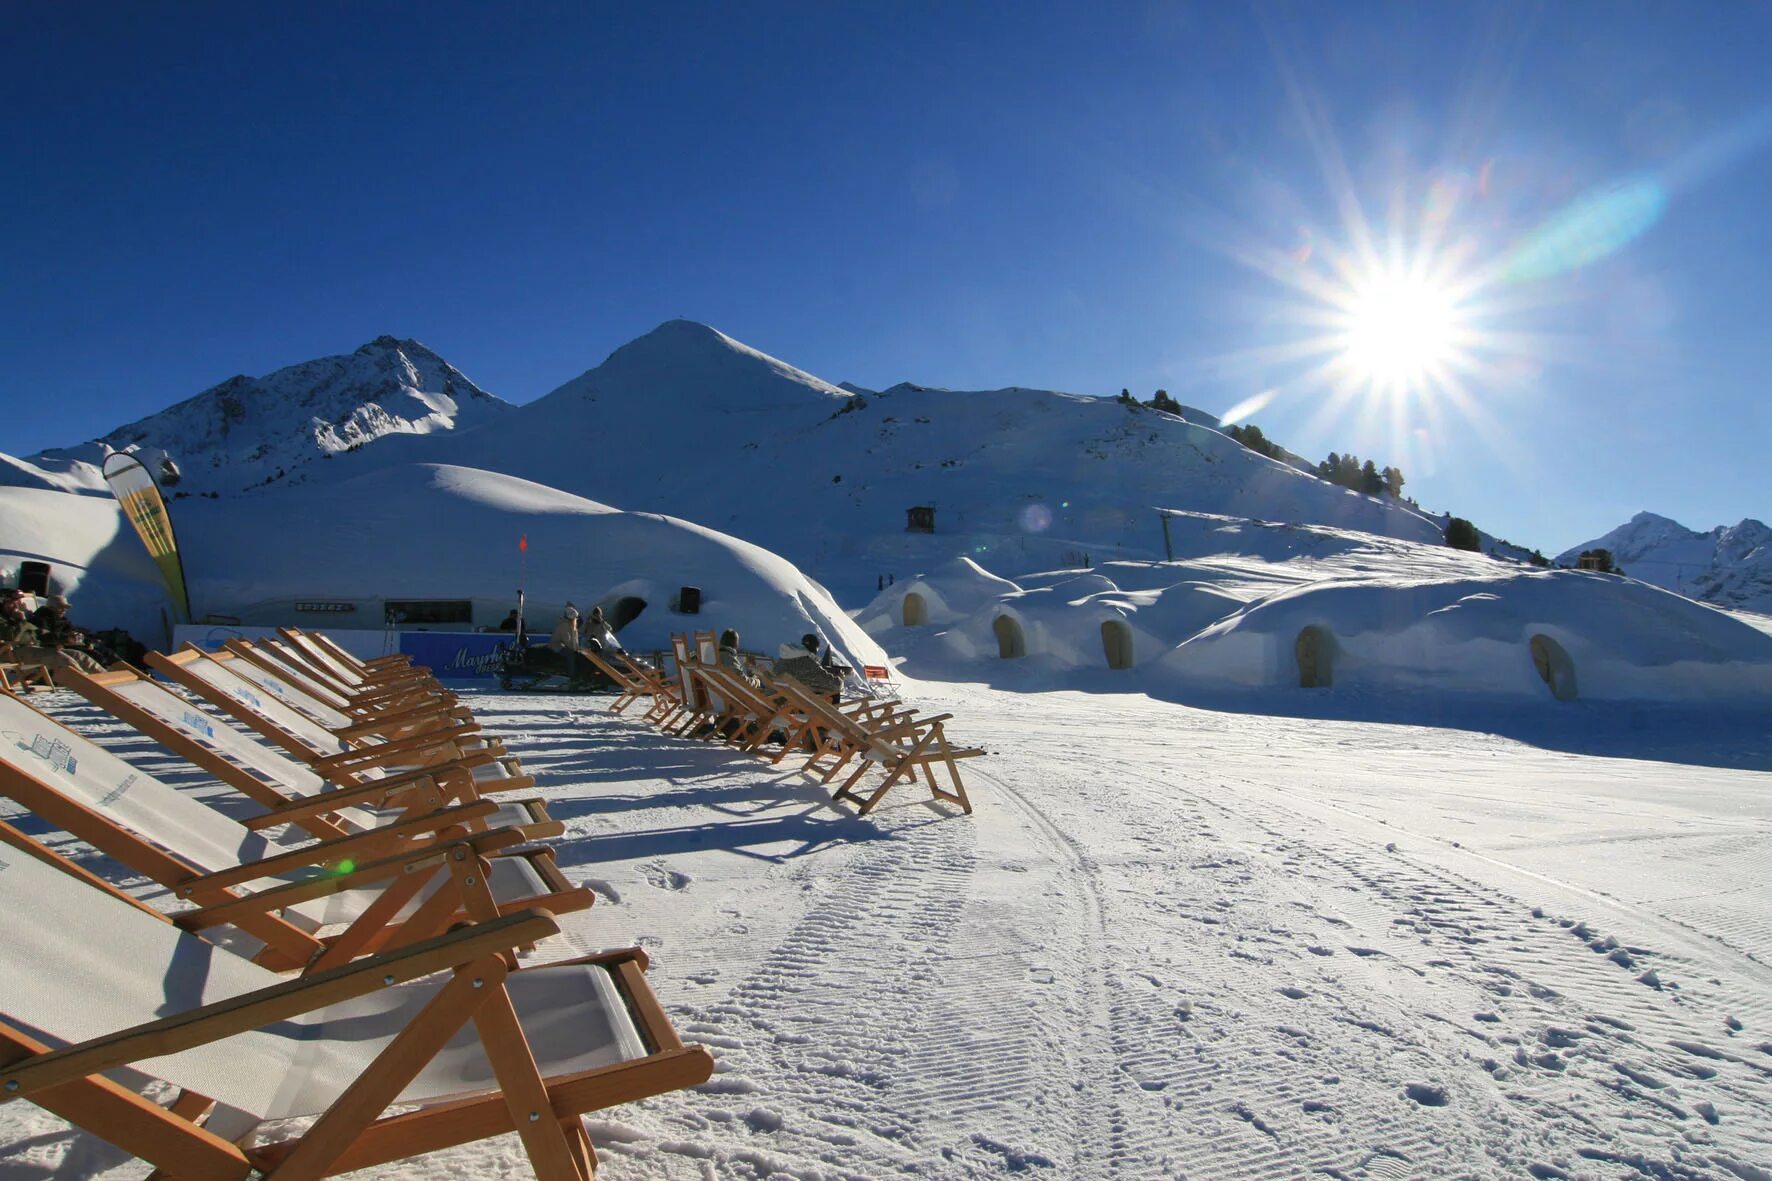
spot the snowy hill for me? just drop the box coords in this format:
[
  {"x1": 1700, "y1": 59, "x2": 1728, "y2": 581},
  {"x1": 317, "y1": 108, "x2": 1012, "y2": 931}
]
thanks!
[
  {"x1": 11, "y1": 320, "x2": 1446, "y2": 602},
  {"x1": 1558, "y1": 511, "x2": 1772, "y2": 613},
  {"x1": 5, "y1": 336, "x2": 510, "y2": 496},
  {"x1": 856, "y1": 510, "x2": 1772, "y2": 705},
  {"x1": 429, "y1": 321, "x2": 1445, "y2": 600}
]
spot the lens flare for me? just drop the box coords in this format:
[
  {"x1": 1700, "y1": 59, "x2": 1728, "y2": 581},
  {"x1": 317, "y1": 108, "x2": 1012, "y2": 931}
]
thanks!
[{"x1": 1019, "y1": 503, "x2": 1053, "y2": 533}]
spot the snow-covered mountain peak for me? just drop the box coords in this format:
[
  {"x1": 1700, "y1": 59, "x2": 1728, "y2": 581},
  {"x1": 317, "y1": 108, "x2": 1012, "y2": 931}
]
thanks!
[
  {"x1": 533, "y1": 319, "x2": 852, "y2": 418},
  {"x1": 1559, "y1": 511, "x2": 1772, "y2": 613},
  {"x1": 7, "y1": 336, "x2": 511, "y2": 496}
]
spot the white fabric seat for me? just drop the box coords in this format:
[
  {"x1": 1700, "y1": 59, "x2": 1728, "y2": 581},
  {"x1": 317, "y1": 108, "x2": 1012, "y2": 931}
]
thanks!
[
  {"x1": 103, "y1": 676, "x2": 539, "y2": 837},
  {"x1": 0, "y1": 695, "x2": 554, "y2": 933},
  {"x1": 0, "y1": 850, "x2": 647, "y2": 1124},
  {"x1": 172, "y1": 652, "x2": 506, "y2": 770}
]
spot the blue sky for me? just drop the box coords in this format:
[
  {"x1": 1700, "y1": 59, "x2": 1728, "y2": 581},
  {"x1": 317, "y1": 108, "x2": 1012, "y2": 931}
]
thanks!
[{"x1": 4, "y1": 1, "x2": 1769, "y2": 552}]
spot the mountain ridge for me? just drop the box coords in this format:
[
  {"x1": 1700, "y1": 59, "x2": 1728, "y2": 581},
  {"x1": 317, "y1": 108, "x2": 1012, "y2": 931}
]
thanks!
[
  {"x1": 1557, "y1": 511, "x2": 1772, "y2": 613},
  {"x1": 7, "y1": 335, "x2": 511, "y2": 496}
]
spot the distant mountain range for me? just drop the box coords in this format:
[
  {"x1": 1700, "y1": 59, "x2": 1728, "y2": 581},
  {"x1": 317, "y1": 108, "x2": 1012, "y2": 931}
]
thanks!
[
  {"x1": 4, "y1": 321, "x2": 1763, "y2": 615},
  {"x1": 1, "y1": 336, "x2": 510, "y2": 495},
  {"x1": 1558, "y1": 512, "x2": 1772, "y2": 615}
]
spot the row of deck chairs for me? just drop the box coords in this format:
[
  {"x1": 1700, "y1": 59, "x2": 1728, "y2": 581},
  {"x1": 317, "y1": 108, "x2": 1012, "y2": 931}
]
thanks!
[
  {"x1": 579, "y1": 630, "x2": 982, "y2": 816},
  {"x1": 0, "y1": 627, "x2": 712, "y2": 1180}
]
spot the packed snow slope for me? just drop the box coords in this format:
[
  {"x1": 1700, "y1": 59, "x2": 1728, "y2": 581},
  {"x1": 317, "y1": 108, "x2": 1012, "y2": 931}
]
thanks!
[
  {"x1": 7, "y1": 681, "x2": 1771, "y2": 1179},
  {"x1": 0, "y1": 486, "x2": 170, "y2": 628},
  {"x1": 1560, "y1": 511, "x2": 1772, "y2": 614},
  {"x1": 858, "y1": 511, "x2": 1772, "y2": 713},
  {"x1": 164, "y1": 462, "x2": 884, "y2": 668},
  {"x1": 421, "y1": 319, "x2": 1447, "y2": 599},
  {"x1": 3, "y1": 336, "x2": 510, "y2": 497}
]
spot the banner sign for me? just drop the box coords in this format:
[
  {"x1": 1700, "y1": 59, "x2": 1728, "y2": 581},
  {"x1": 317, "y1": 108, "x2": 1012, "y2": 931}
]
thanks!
[
  {"x1": 102, "y1": 451, "x2": 193, "y2": 622},
  {"x1": 396, "y1": 631, "x2": 513, "y2": 681},
  {"x1": 172, "y1": 625, "x2": 513, "y2": 683}
]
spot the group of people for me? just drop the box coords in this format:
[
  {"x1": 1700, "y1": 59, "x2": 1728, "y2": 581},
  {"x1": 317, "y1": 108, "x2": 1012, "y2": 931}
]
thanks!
[
  {"x1": 546, "y1": 603, "x2": 622, "y2": 654},
  {"x1": 0, "y1": 590, "x2": 107, "y2": 674}
]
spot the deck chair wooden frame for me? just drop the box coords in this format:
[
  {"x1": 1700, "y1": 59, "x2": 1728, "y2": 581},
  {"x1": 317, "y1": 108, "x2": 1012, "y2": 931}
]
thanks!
[
  {"x1": 279, "y1": 626, "x2": 430, "y2": 690},
  {"x1": 0, "y1": 692, "x2": 588, "y2": 972},
  {"x1": 687, "y1": 663, "x2": 811, "y2": 754},
  {"x1": 307, "y1": 627, "x2": 416, "y2": 676},
  {"x1": 658, "y1": 632, "x2": 717, "y2": 736},
  {"x1": 228, "y1": 637, "x2": 464, "y2": 726},
  {"x1": 623, "y1": 650, "x2": 685, "y2": 724},
  {"x1": 148, "y1": 647, "x2": 511, "y2": 782},
  {"x1": 60, "y1": 666, "x2": 560, "y2": 845},
  {"x1": 0, "y1": 642, "x2": 56, "y2": 692},
  {"x1": 0, "y1": 844, "x2": 714, "y2": 1181},
  {"x1": 575, "y1": 646, "x2": 656, "y2": 715},
  {"x1": 766, "y1": 676, "x2": 981, "y2": 815},
  {"x1": 228, "y1": 636, "x2": 458, "y2": 716}
]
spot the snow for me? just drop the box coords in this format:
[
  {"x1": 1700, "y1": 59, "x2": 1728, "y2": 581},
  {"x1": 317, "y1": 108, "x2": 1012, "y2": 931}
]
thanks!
[
  {"x1": 857, "y1": 511, "x2": 1772, "y2": 707},
  {"x1": 0, "y1": 485, "x2": 171, "y2": 628},
  {"x1": 4, "y1": 317, "x2": 1771, "y2": 1176},
  {"x1": 5, "y1": 680, "x2": 1770, "y2": 1179},
  {"x1": 162, "y1": 462, "x2": 886, "y2": 672}
]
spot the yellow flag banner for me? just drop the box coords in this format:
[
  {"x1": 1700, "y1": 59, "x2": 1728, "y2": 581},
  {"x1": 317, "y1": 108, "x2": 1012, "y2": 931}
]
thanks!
[{"x1": 101, "y1": 452, "x2": 192, "y2": 622}]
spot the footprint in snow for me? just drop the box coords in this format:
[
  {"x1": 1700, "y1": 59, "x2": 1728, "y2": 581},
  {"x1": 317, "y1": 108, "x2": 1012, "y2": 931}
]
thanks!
[
  {"x1": 1403, "y1": 1082, "x2": 1449, "y2": 1107},
  {"x1": 1278, "y1": 986, "x2": 1308, "y2": 1000},
  {"x1": 641, "y1": 863, "x2": 692, "y2": 891}
]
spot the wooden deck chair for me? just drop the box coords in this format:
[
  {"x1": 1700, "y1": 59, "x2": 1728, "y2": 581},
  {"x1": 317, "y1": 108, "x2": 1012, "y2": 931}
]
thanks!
[
  {"x1": 279, "y1": 626, "x2": 431, "y2": 691},
  {"x1": 59, "y1": 666, "x2": 561, "y2": 845},
  {"x1": 752, "y1": 668, "x2": 918, "y2": 773},
  {"x1": 689, "y1": 663, "x2": 810, "y2": 754},
  {"x1": 307, "y1": 626, "x2": 416, "y2": 676},
  {"x1": 0, "y1": 691, "x2": 589, "y2": 971},
  {"x1": 619, "y1": 649, "x2": 686, "y2": 724},
  {"x1": 656, "y1": 633, "x2": 716, "y2": 736},
  {"x1": 271, "y1": 630, "x2": 449, "y2": 713},
  {"x1": 765, "y1": 676, "x2": 982, "y2": 815},
  {"x1": 149, "y1": 647, "x2": 520, "y2": 789},
  {"x1": 229, "y1": 637, "x2": 460, "y2": 722},
  {"x1": 0, "y1": 643, "x2": 56, "y2": 692},
  {"x1": 0, "y1": 847, "x2": 714, "y2": 1180},
  {"x1": 575, "y1": 646, "x2": 655, "y2": 715},
  {"x1": 146, "y1": 648, "x2": 525, "y2": 807}
]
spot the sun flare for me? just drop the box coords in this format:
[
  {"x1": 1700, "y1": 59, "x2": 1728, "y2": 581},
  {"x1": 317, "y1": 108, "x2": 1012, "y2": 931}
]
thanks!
[{"x1": 1337, "y1": 269, "x2": 1463, "y2": 393}]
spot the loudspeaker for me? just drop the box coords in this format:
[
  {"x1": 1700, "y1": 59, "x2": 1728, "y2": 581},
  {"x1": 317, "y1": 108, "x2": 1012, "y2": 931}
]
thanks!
[
  {"x1": 17, "y1": 561, "x2": 50, "y2": 596},
  {"x1": 677, "y1": 585, "x2": 701, "y2": 615}
]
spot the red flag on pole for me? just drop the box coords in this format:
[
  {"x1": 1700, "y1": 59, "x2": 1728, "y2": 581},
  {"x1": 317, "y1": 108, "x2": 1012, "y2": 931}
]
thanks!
[{"x1": 519, "y1": 534, "x2": 528, "y2": 552}]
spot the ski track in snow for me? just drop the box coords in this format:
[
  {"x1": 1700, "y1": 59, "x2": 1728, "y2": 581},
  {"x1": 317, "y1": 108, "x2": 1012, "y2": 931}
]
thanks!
[{"x1": 2, "y1": 687, "x2": 1769, "y2": 1181}]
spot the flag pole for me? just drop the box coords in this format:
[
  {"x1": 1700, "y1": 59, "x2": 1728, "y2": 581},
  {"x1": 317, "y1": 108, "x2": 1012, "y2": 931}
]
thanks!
[{"x1": 516, "y1": 534, "x2": 529, "y2": 644}]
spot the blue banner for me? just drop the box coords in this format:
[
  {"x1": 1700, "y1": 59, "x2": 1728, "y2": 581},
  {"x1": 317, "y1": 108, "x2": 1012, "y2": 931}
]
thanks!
[{"x1": 397, "y1": 631, "x2": 513, "y2": 682}]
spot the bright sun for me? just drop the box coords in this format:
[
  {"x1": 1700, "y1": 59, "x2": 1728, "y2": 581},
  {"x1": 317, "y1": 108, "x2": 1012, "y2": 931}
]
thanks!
[{"x1": 1338, "y1": 270, "x2": 1462, "y2": 393}]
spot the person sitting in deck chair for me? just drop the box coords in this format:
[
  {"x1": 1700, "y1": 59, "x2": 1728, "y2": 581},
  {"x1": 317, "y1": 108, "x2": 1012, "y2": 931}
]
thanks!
[
  {"x1": 774, "y1": 631, "x2": 843, "y2": 698},
  {"x1": 16, "y1": 592, "x2": 103, "y2": 673},
  {"x1": 717, "y1": 628, "x2": 763, "y2": 690},
  {"x1": 581, "y1": 604, "x2": 623, "y2": 652}
]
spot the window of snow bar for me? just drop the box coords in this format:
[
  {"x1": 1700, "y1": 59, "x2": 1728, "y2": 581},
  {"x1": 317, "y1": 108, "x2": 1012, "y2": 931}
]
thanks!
[{"x1": 384, "y1": 600, "x2": 472, "y2": 626}]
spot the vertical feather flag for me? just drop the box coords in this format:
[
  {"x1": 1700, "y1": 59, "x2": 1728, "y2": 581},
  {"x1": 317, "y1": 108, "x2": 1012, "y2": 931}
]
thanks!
[{"x1": 101, "y1": 452, "x2": 193, "y2": 622}]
